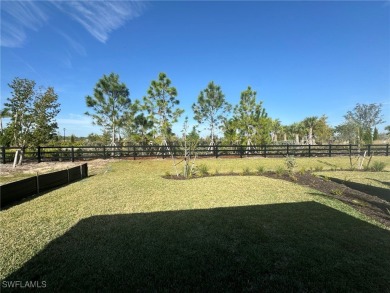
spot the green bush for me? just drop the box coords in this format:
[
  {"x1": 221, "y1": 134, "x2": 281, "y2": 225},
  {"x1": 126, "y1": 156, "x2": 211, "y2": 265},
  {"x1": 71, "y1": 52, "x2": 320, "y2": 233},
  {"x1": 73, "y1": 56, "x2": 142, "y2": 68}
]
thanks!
[
  {"x1": 275, "y1": 166, "x2": 285, "y2": 176},
  {"x1": 285, "y1": 156, "x2": 297, "y2": 173},
  {"x1": 242, "y1": 167, "x2": 251, "y2": 176},
  {"x1": 197, "y1": 164, "x2": 209, "y2": 176},
  {"x1": 256, "y1": 165, "x2": 265, "y2": 174},
  {"x1": 369, "y1": 161, "x2": 386, "y2": 172}
]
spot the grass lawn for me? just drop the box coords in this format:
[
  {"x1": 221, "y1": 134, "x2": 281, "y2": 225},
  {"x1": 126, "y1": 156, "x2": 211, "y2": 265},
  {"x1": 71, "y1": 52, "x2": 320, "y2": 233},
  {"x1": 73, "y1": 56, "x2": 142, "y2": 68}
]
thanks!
[{"x1": 1, "y1": 157, "x2": 390, "y2": 292}]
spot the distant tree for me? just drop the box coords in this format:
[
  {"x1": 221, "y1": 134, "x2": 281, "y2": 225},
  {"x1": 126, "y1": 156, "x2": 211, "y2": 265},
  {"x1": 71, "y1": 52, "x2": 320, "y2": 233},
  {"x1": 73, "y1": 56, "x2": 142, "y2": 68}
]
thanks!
[
  {"x1": 129, "y1": 113, "x2": 154, "y2": 145},
  {"x1": 385, "y1": 125, "x2": 390, "y2": 135},
  {"x1": 344, "y1": 103, "x2": 385, "y2": 144},
  {"x1": 0, "y1": 108, "x2": 12, "y2": 146},
  {"x1": 286, "y1": 122, "x2": 305, "y2": 144},
  {"x1": 334, "y1": 120, "x2": 359, "y2": 144},
  {"x1": 143, "y1": 73, "x2": 183, "y2": 143},
  {"x1": 233, "y1": 86, "x2": 268, "y2": 144},
  {"x1": 302, "y1": 116, "x2": 319, "y2": 145},
  {"x1": 187, "y1": 125, "x2": 200, "y2": 146},
  {"x1": 222, "y1": 118, "x2": 239, "y2": 145},
  {"x1": 0, "y1": 108, "x2": 10, "y2": 135},
  {"x1": 31, "y1": 87, "x2": 61, "y2": 147},
  {"x1": 270, "y1": 119, "x2": 283, "y2": 143},
  {"x1": 372, "y1": 127, "x2": 379, "y2": 141},
  {"x1": 3, "y1": 78, "x2": 60, "y2": 162},
  {"x1": 85, "y1": 72, "x2": 131, "y2": 146},
  {"x1": 192, "y1": 81, "x2": 231, "y2": 144},
  {"x1": 312, "y1": 115, "x2": 332, "y2": 144}
]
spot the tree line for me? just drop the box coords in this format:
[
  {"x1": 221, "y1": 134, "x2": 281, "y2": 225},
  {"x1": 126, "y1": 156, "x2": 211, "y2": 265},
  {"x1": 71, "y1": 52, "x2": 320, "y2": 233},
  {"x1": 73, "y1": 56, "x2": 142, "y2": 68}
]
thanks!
[{"x1": 1, "y1": 73, "x2": 388, "y2": 152}]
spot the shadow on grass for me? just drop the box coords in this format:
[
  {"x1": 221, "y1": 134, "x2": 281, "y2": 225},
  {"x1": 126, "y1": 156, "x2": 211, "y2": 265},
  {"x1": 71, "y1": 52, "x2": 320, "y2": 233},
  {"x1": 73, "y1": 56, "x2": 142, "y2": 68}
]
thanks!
[
  {"x1": 328, "y1": 177, "x2": 390, "y2": 202},
  {"x1": 3, "y1": 202, "x2": 390, "y2": 292}
]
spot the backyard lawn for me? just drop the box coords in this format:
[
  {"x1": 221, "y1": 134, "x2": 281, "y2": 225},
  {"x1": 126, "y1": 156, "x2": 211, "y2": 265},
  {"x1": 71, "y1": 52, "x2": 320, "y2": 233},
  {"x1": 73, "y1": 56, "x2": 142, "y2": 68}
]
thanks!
[{"x1": 1, "y1": 157, "x2": 390, "y2": 292}]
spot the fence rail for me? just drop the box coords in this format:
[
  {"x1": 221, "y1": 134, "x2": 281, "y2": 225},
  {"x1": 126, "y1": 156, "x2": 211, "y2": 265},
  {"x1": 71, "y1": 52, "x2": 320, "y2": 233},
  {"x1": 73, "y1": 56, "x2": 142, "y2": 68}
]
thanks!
[{"x1": 0, "y1": 144, "x2": 389, "y2": 163}]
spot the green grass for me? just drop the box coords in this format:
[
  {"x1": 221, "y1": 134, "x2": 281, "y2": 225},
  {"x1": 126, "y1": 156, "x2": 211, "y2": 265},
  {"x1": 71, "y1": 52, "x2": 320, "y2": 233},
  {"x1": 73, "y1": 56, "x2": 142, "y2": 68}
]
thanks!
[
  {"x1": 316, "y1": 171, "x2": 390, "y2": 190},
  {"x1": 0, "y1": 173, "x2": 33, "y2": 185},
  {"x1": 1, "y1": 158, "x2": 390, "y2": 291}
]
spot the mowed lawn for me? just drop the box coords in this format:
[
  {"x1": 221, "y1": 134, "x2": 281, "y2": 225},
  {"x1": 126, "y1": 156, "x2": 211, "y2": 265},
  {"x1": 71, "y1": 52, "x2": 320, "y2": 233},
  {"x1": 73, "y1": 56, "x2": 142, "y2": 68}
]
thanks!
[{"x1": 1, "y1": 157, "x2": 390, "y2": 292}]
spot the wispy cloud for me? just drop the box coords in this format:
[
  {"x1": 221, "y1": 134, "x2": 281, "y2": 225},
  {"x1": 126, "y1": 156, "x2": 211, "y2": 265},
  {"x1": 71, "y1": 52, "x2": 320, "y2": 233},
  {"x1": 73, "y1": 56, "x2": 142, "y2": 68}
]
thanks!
[
  {"x1": 1, "y1": 1, "x2": 48, "y2": 47},
  {"x1": 1, "y1": 0, "x2": 146, "y2": 48},
  {"x1": 53, "y1": 1, "x2": 145, "y2": 43}
]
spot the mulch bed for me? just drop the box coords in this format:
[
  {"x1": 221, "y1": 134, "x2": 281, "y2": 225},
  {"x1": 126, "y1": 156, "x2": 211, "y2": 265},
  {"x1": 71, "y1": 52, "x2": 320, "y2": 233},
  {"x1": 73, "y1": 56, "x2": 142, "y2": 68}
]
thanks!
[{"x1": 163, "y1": 172, "x2": 390, "y2": 228}]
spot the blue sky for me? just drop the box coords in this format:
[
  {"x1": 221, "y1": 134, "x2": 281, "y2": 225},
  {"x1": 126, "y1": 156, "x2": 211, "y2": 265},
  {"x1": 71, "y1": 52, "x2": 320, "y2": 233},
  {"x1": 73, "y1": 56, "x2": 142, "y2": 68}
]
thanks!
[{"x1": 1, "y1": 0, "x2": 389, "y2": 137}]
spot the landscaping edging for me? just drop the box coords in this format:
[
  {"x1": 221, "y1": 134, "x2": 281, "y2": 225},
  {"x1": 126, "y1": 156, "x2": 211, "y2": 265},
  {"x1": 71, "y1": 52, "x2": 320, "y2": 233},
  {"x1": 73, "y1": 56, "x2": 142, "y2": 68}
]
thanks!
[{"x1": 0, "y1": 163, "x2": 88, "y2": 208}]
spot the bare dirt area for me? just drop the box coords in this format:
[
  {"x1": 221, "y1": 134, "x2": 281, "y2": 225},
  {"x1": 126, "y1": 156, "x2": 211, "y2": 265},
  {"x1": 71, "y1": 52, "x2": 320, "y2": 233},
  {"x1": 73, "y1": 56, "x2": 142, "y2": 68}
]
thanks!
[{"x1": 0, "y1": 159, "x2": 118, "y2": 184}]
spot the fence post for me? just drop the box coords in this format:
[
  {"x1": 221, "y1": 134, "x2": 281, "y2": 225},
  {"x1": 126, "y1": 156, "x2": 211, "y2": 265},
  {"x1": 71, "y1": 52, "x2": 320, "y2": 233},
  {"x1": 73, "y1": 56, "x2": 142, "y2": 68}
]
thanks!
[
  {"x1": 215, "y1": 145, "x2": 219, "y2": 158},
  {"x1": 1, "y1": 146, "x2": 5, "y2": 164},
  {"x1": 367, "y1": 144, "x2": 371, "y2": 156},
  {"x1": 103, "y1": 146, "x2": 106, "y2": 159},
  {"x1": 162, "y1": 145, "x2": 166, "y2": 159},
  {"x1": 36, "y1": 172, "x2": 40, "y2": 195},
  {"x1": 349, "y1": 144, "x2": 352, "y2": 156},
  {"x1": 264, "y1": 145, "x2": 267, "y2": 158},
  {"x1": 133, "y1": 146, "x2": 136, "y2": 160},
  {"x1": 37, "y1": 146, "x2": 41, "y2": 163},
  {"x1": 308, "y1": 145, "x2": 311, "y2": 157},
  {"x1": 328, "y1": 144, "x2": 332, "y2": 157},
  {"x1": 71, "y1": 147, "x2": 75, "y2": 162},
  {"x1": 240, "y1": 145, "x2": 243, "y2": 158},
  {"x1": 387, "y1": 144, "x2": 389, "y2": 156},
  {"x1": 286, "y1": 144, "x2": 289, "y2": 156}
]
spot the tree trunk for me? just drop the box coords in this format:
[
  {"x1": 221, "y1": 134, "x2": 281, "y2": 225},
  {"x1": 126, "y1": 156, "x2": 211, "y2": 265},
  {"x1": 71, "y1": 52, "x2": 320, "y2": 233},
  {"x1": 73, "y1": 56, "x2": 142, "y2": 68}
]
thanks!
[{"x1": 308, "y1": 127, "x2": 313, "y2": 145}]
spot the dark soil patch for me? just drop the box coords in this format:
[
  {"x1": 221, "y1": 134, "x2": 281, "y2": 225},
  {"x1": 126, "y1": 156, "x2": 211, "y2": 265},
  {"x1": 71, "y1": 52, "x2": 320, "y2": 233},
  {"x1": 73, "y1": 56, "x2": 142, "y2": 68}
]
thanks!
[
  {"x1": 163, "y1": 172, "x2": 390, "y2": 227},
  {"x1": 263, "y1": 172, "x2": 390, "y2": 228}
]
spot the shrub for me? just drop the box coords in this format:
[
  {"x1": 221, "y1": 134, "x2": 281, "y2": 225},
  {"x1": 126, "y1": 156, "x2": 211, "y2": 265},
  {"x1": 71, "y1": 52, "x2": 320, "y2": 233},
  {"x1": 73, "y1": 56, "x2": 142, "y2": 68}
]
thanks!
[
  {"x1": 256, "y1": 165, "x2": 265, "y2": 174},
  {"x1": 275, "y1": 166, "x2": 285, "y2": 176},
  {"x1": 369, "y1": 161, "x2": 386, "y2": 172},
  {"x1": 198, "y1": 164, "x2": 209, "y2": 176},
  {"x1": 242, "y1": 167, "x2": 251, "y2": 176},
  {"x1": 285, "y1": 156, "x2": 297, "y2": 173}
]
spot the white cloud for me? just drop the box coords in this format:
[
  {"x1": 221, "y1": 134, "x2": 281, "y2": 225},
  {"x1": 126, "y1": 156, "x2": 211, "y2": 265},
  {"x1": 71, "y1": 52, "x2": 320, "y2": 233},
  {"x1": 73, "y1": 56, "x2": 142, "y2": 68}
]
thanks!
[
  {"x1": 1, "y1": 0, "x2": 146, "y2": 48},
  {"x1": 55, "y1": 1, "x2": 145, "y2": 43},
  {"x1": 1, "y1": 1, "x2": 48, "y2": 47}
]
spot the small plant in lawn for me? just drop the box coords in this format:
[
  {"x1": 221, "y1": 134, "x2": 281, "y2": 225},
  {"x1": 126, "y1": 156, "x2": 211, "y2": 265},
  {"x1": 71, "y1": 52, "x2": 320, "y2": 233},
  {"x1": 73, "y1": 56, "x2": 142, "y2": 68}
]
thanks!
[
  {"x1": 369, "y1": 161, "x2": 387, "y2": 172},
  {"x1": 331, "y1": 188, "x2": 344, "y2": 196},
  {"x1": 285, "y1": 156, "x2": 297, "y2": 173},
  {"x1": 314, "y1": 165, "x2": 324, "y2": 172},
  {"x1": 256, "y1": 165, "x2": 265, "y2": 174},
  {"x1": 275, "y1": 166, "x2": 285, "y2": 176},
  {"x1": 197, "y1": 164, "x2": 209, "y2": 176},
  {"x1": 164, "y1": 171, "x2": 171, "y2": 177},
  {"x1": 242, "y1": 167, "x2": 251, "y2": 176},
  {"x1": 298, "y1": 167, "x2": 306, "y2": 175},
  {"x1": 215, "y1": 168, "x2": 220, "y2": 176}
]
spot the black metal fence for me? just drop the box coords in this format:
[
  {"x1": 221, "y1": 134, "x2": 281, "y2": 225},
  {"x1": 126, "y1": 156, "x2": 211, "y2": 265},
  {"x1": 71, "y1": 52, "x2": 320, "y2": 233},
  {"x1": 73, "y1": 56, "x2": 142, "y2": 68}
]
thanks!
[
  {"x1": 0, "y1": 163, "x2": 88, "y2": 208},
  {"x1": 1, "y1": 144, "x2": 388, "y2": 163}
]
